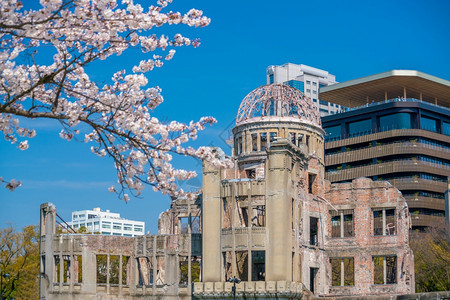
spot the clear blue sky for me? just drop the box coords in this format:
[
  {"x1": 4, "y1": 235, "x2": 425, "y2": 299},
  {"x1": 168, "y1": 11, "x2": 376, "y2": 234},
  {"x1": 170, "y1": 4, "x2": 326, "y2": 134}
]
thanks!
[{"x1": 1, "y1": 0, "x2": 449, "y2": 234}]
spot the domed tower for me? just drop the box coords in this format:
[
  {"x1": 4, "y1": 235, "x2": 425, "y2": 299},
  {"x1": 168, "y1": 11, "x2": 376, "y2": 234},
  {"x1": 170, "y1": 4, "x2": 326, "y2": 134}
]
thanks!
[
  {"x1": 232, "y1": 84, "x2": 325, "y2": 178},
  {"x1": 199, "y1": 84, "x2": 330, "y2": 298}
]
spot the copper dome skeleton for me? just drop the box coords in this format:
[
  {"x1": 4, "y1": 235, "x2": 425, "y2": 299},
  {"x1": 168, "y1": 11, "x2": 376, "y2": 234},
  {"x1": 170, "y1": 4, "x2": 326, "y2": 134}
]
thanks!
[{"x1": 236, "y1": 84, "x2": 321, "y2": 127}]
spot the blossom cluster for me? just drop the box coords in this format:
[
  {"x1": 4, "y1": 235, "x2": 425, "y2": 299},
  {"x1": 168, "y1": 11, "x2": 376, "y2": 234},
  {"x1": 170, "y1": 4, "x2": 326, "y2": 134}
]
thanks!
[{"x1": 0, "y1": 0, "x2": 231, "y2": 200}]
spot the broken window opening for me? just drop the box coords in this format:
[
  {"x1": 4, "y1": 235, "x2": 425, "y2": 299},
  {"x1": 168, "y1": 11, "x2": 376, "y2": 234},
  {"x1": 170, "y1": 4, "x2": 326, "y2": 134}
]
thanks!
[
  {"x1": 180, "y1": 217, "x2": 189, "y2": 234},
  {"x1": 330, "y1": 210, "x2": 354, "y2": 238},
  {"x1": 238, "y1": 136, "x2": 243, "y2": 155},
  {"x1": 179, "y1": 256, "x2": 201, "y2": 285},
  {"x1": 75, "y1": 255, "x2": 82, "y2": 283},
  {"x1": 310, "y1": 217, "x2": 318, "y2": 246},
  {"x1": 96, "y1": 255, "x2": 108, "y2": 284},
  {"x1": 236, "y1": 198, "x2": 248, "y2": 227},
  {"x1": 191, "y1": 215, "x2": 201, "y2": 234},
  {"x1": 109, "y1": 255, "x2": 120, "y2": 284},
  {"x1": 330, "y1": 258, "x2": 354, "y2": 286},
  {"x1": 191, "y1": 257, "x2": 201, "y2": 283},
  {"x1": 270, "y1": 132, "x2": 277, "y2": 143},
  {"x1": 222, "y1": 198, "x2": 232, "y2": 229},
  {"x1": 223, "y1": 251, "x2": 232, "y2": 281},
  {"x1": 310, "y1": 267, "x2": 318, "y2": 294},
  {"x1": 260, "y1": 133, "x2": 267, "y2": 152},
  {"x1": 40, "y1": 255, "x2": 46, "y2": 276},
  {"x1": 298, "y1": 134, "x2": 304, "y2": 146},
  {"x1": 373, "y1": 256, "x2": 397, "y2": 284},
  {"x1": 63, "y1": 255, "x2": 70, "y2": 283},
  {"x1": 306, "y1": 135, "x2": 310, "y2": 149},
  {"x1": 179, "y1": 257, "x2": 189, "y2": 285},
  {"x1": 331, "y1": 215, "x2": 341, "y2": 237},
  {"x1": 373, "y1": 208, "x2": 396, "y2": 236},
  {"x1": 156, "y1": 256, "x2": 165, "y2": 285},
  {"x1": 252, "y1": 205, "x2": 266, "y2": 227},
  {"x1": 251, "y1": 251, "x2": 265, "y2": 281},
  {"x1": 122, "y1": 256, "x2": 129, "y2": 285},
  {"x1": 54, "y1": 256, "x2": 60, "y2": 283},
  {"x1": 308, "y1": 173, "x2": 316, "y2": 194},
  {"x1": 246, "y1": 168, "x2": 256, "y2": 179},
  {"x1": 252, "y1": 133, "x2": 258, "y2": 151},
  {"x1": 242, "y1": 207, "x2": 249, "y2": 227},
  {"x1": 236, "y1": 251, "x2": 248, "y2": 281},
  {"x1": 290, "y1": 132, "x2": 296, "y2": 145},
  {"x1": 137, "y1": 257, "x2": 153, "y2": 286}
]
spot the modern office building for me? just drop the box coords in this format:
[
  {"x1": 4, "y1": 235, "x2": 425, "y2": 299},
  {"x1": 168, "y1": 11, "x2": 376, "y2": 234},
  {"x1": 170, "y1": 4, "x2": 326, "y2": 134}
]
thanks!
[
  {"x1": 68, "y1": 207, "x2": 145, "y2": 236},
  {"x1": 266, "y1": 63, "x2": 345, "y2": 116},
  {"x1": 320, "y1": 70, "x2": 450, "y2": 232}
]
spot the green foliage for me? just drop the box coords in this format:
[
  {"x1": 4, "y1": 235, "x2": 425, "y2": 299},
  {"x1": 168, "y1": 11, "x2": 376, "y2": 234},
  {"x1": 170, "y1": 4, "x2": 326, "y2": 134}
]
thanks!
[
  {"x1": 410, "y1": 225, "x2": 450, "y2": 292},
  {"x1": 77, "y1": 226, "x2": 88, "y2": 233},
  {"x1": 179, "y1": 260, "x2": 200, "y2": 284},
  {"x1": 0, "y1": 225, "x2": 39, "y2": 300}
]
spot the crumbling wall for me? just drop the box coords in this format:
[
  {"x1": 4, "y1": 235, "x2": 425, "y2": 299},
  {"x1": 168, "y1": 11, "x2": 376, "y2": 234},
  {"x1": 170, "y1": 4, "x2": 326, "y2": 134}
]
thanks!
[
  {"x1": 324, "y1": 178, "x2": 415, "y2": 296},
  {"x1": 39, "y1": 199, "x2": 202, "y2": 300}
]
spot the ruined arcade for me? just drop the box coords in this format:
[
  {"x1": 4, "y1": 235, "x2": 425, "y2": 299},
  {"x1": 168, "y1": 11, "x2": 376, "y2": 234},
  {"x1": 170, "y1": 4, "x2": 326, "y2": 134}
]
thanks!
[{"x1": 39, "y1": 84, "x2": 415, "y2": 299}]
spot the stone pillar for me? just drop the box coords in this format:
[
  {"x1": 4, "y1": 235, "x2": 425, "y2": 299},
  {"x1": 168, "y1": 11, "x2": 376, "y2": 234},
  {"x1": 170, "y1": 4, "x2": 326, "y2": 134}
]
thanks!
[
  {"x1": 40, "y1": 202, "x2": 56, "y2": 297},
  {"x1": 82, "y1": 247, "x2": 97, "y2": 293},
  {"x1": 266, "y1": 142, "x2": 292, "y2": 281},
  {"x1": 202, "y1": 160, "x2": 222, "y2": 282}
]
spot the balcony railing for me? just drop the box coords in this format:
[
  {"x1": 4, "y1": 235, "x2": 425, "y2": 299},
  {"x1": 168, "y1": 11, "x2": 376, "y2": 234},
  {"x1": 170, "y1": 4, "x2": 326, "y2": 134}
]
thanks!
[
  {"x1": 326, "y1": 160, "x2": 450, "y2": 182},
  {"x1": 326, "y1": 141, "x2": 450, "y2": 166},
  {"x1": 344, "y1": 98, "x2": 450, "y2": 113}
]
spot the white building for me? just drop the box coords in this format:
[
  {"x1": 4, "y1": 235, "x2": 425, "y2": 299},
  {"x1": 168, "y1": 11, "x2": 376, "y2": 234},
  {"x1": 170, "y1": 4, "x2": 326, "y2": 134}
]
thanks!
[
  {"x1": 68, "y1": 207, "x2": 145, "y2": 237},
  {"x1": 266, "y1": 63, "x2": 345, "y2": 116}
]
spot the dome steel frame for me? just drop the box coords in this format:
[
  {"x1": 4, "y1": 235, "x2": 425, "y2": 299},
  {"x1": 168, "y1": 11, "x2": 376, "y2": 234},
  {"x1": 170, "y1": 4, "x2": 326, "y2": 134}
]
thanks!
[{"x1": 236, "y1": 84, "x2": 321, "y2": 127}]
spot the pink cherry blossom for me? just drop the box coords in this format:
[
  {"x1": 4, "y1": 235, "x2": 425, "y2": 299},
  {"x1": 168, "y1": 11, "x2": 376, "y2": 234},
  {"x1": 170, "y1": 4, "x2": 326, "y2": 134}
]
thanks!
[{"x1": 0, "y1": 0, "x2": 231, "y2": 201}]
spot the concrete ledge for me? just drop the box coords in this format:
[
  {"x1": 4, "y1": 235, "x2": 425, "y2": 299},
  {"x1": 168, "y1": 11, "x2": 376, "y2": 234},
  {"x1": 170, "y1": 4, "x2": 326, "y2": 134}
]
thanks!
[
  {"x1": 266, "y1": 281, "x2": 276, "y2": 292},
  {"x1": 245, "y1": 281, "x2": 255, "y2": 292},
  {"x1": 204, "y1": 282, "x2": 214, "y2": 293},
  {"x1": 255, "y1": 281, "x2": 266, "y2": 292},
  {"x1": 214, "y1": 282, "x2": 224, "y2": 293},
  {"x1": 193, "y1": 282, "x2": 203, "y2": 293},
  {"x1": 224, "y1": 282, "x2": 233, "y2": 292}
]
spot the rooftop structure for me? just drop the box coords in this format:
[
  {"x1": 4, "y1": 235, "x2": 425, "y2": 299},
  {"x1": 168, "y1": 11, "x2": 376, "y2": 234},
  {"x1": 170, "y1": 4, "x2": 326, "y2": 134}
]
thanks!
[
  {"x1": 266, "y1": 63, "x2": 345, "y2": 116},
  {"x1": 321, "y1": 70, "x2": 450, "y2": 232},
  {"x1": 319, "y1": 70, "x2": 450, "y2": 108},
  {"x1": 67, "y1": 207, "x2": 145, "y2": 237}
]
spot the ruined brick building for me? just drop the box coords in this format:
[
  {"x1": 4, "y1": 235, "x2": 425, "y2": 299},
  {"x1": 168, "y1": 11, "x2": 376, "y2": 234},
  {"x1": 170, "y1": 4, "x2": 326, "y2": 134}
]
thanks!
[{"x1": 40, "y1": 84, "x2": 415, "y2": 299}]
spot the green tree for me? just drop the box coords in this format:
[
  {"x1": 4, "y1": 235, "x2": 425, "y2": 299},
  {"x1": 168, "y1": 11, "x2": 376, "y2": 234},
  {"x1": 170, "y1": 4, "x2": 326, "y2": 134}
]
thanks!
[
  {"x1": 0, "y1": 225, "x2": 39, "y2": 300},
  {"x1": 410, "y1": 225, "x2": 450, "y2": 292}
]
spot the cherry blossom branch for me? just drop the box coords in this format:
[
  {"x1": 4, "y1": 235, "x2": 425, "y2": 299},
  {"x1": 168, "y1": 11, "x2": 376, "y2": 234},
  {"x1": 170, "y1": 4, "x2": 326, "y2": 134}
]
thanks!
[{"x1": 0, "y1": 0, "x2": 232, "y2": 200}]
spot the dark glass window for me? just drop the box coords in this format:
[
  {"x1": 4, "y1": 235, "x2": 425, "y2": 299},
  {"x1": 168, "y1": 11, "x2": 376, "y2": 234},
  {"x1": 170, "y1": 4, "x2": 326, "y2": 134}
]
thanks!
[
  {"x1": 325, "y1": 125, "x2": 341, "y2": 141},
  {"x1": 379, "y1": 113, "x2": 411, "y2": 132},
  {"x1": 348, "y1": 119, "x2": 372, "y2": 137},
  {"x1": 284, "y1": 80, "x2": 304, "y2": 92},
  {"x1": 421, "y1": 116, "x2": 438, "y2": 132},
  {"x1": 443, "y1": 122, "x2": 450, "y2": 136}
]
